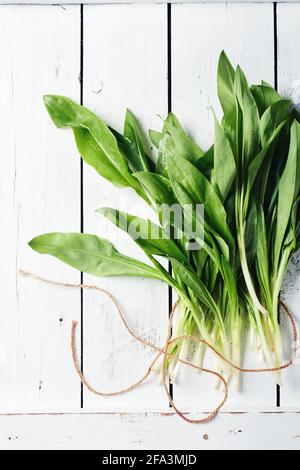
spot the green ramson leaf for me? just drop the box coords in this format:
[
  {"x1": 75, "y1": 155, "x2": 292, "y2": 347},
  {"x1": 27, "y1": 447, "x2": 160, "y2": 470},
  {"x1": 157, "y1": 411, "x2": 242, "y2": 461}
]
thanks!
[
  {"x1": 134, "y1": 172, "x2": 176, "y2": 206},
  {"x1": 149, "y1": 129, "x2": 162, "y2": 149},
  {"x1": 134, "y1": 172, "x2": 179, "y2": 228},
  {"x1": 250, "y1": 84, "x2": 282, "y2": 116},
  {"x1": 160, "y1": 121, "x2": 204, "y2": 166},
  {"x1": 245, "y1": 200, "x2": 258, "y2": 266},
  {"x1": 248, "y1": 119, "x2": 287, "y2": 190},
  {"x1": 29, "y1": 232, "x2": 163, "y2": 280},
  {"x1": 44, "y1": 95, "x2": 142, "y2": 194},
  {"x1": 124, "y1": 109, "x2": 150, "y2": 171},
  {"x1": 217, "y1": 50, "x2": 236, "y2": 117},
  {"x1": 219, "y1": 255, "x2": 238, "y2": 312},
  {"x1": 97, "y1": 207, "x2": 187, "y2": 263},
  {"x1": 171, "y1": 259, "x2": 224, "y2": 327},
  {"x1": 109, "y1": 127, "x2": 146, "y2": 173},
  {"x1": 274, "y1": 120, "x2": 300, "y2": 271},
  {"x1": 260, "y1": 100, "x2": 290, "y2": 148},
  {"x1": 167, "y1": 153, "x2": 234, "y2": 253},
  {"x1": 217, "y1": 52, "x2": 243, "y2": 162},
  {"x1": 196, "y1": 145, "x2": 214, "y2": 177},
  {"x1": 234, "y1": 66, "x2": 260, "y2": 164},
  {"x1": 255, "y1": 206, "x2": 271, "y2": 309},
  {"x1": 214, "y1": 115, "x2": 236, "y2": 200}
]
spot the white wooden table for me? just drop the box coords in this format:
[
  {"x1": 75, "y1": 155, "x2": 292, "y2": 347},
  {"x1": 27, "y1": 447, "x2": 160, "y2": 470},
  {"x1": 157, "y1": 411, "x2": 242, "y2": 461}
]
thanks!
[{"x1": 1, "y1": 1, "x2": 300, "y2": 450}]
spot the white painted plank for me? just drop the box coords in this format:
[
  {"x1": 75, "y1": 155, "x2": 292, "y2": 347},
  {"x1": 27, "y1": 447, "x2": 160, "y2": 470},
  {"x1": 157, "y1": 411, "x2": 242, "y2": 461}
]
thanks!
[
  {"x1": 277, "y1": 3, "x2": 300, "y2": 408},
  {"x1": 1, "y1": 1, "x2": 299, "y2": 5},
  {"x1": 82, "y1": 4, "x2": 169, "y2": 410},
  {"x1": 0, "y1": 5, "x2": 81, "y2": 408},
  {"x1": 171, "y1": 3, "x2": 276, "y2": 410},
  {"x1": 1, "y1": 411, "x2": 300, "y2": 450}
]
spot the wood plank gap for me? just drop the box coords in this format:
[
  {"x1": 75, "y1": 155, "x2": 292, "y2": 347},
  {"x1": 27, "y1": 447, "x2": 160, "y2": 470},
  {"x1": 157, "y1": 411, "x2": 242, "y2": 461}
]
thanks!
[
  {"x1": 273, "y1": 1, "x2": 280, "y2": 409},
  {"x1": 80, "y1": 3, "x2": 84, "y2": 409},
  {"x1": 167, "y1": 2, "x2": 173, "y2": 405}
]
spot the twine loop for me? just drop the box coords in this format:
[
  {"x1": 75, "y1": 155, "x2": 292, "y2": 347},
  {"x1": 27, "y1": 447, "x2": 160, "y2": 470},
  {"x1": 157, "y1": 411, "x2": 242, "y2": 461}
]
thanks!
[{"x1": 20, "y1": 270, "x2": 298, "y2": 424}]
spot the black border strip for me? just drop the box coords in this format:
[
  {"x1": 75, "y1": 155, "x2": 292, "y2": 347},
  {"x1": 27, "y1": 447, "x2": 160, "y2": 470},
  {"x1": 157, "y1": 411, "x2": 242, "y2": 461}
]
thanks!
[
  {"x1": 80, "y1": 3, "x2": 84, "y2": 409},
  {"x1": 167, "y1": 3, "x2": 173, "y2": 404},
  {"x1": 273, "y1": 1, "x2": 280, "y2": 409}
]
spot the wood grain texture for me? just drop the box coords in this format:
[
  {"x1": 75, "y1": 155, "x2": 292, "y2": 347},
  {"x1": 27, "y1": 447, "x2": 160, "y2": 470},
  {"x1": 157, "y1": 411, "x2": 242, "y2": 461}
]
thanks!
[
  {"x1": 0, "y1": 5, "x2": 81, "y2": 409},
  {"x1": 1, "y1": 1, "x2": 300, "y2": 4},
  {"x1": 1, "y1": 411, "x2": 300, "y2": 450},
  {"x1": 82, "y1": 4, "x2": 169, "y2": 410},
  {"x1": 0, "y1": 4, "x2": 300, "y2": 453},
  {"x1": 171, "y1": 2, "x2": 277, "y2": 411},
  {"x1": 278, "y1": 2, "x2": 300, "y2": 408}
]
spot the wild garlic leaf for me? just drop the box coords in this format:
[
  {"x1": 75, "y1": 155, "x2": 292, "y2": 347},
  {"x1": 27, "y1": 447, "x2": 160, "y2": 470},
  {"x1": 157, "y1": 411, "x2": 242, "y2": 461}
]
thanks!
[
  {"x1": 160, "y1": 120, "x2": 204, "y2": 166},
  {"x1": 248, "y1": 119, "x2": 287, "y2": 191},
  {"x1": 167, "y1": 153, "x2": 234, "y2": 252},
  {"x1": 234, "y1": 66, "x2": 260, "y2": 165},
  {"x1": 260, "y1": 100, "x2": 290, "y2": 148},
  {"x1": 251, "y1": 84, "x2": 282, "y2": 116},
  {"x1": 149, "y1": 129, "x2": 162, "y2": 149},
  {"x1": 196, "y1": 145, "x2": 214, "y2": 177},
  {"x1": 255, "y1": 206, "x2": 272, "y2": 310},
  {"x1": 44, "y1": 95, "x2": 142, "y2": 194},
  {"x1": 214, "y1": 115, "x2": 236, "y2": 200},
  {"x1": 29, "y1": 232, "x2": 163, "y2": 280},
  {"x1": 97, "y1": 207, "x2": 187, "y2": 263},
  {"x1": 274, "y1": 120, "x2": 300, "y2": 271},
  {"x1": 73, "y1": 127, "x2": 129, "y2": 188},
  {"x1": 217, "y1": 50, "x2": 236, "y2": 117},
  {"x1": 217, "y1": 52, "x2": 244, "y2": 161},
  {"x1": 171, "y1": 259, "x2": 224, "y2": 326},
  {"x1": 134, "y1": 172, "x2": 176, "y2": 206},
  {"x1": 245, "y1": 200, "x2": 258, "y2": 266},
  {"x1": 110, "y1": 127, "x2": 149, "y2": 174},
  {"x1": 134, "y1": 172, "x2": 178, "y2": 228},
  {"x1": 124, "y1": 109, "x2": 150, "y2": 171}
]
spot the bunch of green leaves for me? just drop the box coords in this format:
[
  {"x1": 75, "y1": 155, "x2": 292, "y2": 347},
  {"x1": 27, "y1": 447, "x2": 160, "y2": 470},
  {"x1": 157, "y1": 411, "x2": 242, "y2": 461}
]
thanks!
[{"x1": 29, "y1": 52, "x2": 300, "y2": 386}]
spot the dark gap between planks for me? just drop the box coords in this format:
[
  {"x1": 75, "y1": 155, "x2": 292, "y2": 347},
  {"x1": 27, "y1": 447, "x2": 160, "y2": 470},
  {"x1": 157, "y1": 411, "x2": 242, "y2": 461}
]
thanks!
[
  {"x1": 80, "y1": 3, "x2": 84, "y2": 409},
  {"x1": 167, "y1": 3, "x2": 173, "y2": 405},
  {"x1": 273, "y1": 1, "x2": 280, "y2": 408}
]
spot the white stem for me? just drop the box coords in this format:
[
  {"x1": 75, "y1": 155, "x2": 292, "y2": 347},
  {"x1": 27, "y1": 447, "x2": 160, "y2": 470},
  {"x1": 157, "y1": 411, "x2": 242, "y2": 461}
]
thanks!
[{"x1": 239, "y1": 232, "x2": 268, "y2": 315}]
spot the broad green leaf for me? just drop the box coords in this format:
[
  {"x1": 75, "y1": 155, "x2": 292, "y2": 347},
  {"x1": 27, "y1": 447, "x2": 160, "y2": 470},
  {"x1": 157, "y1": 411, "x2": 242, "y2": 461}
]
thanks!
[
  {"x1": 134, "y1": 172, "x2": 179, "y2": 229},
  {"x1": 167, "y1": 154, "x2": 234, "y2": 252},
  {"x1": 124, "y1": 109, "x2": 150, "y2": 171},
  {"x1": 255, "y1": 206, "x2": 271, "y2": 310},
  {"x1": 97, "y1": 207, "x2": 187, "y2": 263},
  {"x1": 220, "y1": 255, "x2": 238, "y2": 312},
  {"x1": 260, "y1": 100, "x2": 290, "y2": 148},
  {"x1": 217, "y1": 52, "x2": 242, "y2": 161},
  {"x1": 245, "y1": 200, "x2": 258, "y2": 266},
  {"x1": 73, "y1": 128, "x2": 128, "y2": 188},
  {"x1": 251, "y1": 84, "x2": 281, "y2": 116},
  {"x1": 44, "y1": 95, "x2": 141, "y2": 193},
  {"x1": 217, "y1": 51, "x2": 236, "y2": 117},
  {"x1": 234, "y1": 66, "x2": 260, "y2": 164},
  {"x1": 274, "y1": 120, "x2": 300, "y2": 271},
  {"x1": 134, "y1": 172, "x2": 176, "y2": 206},
  {"x1": 196, "y1": 145, "x2": 214, "y2": 177},
  {"x1": 159, "y1": 121, "x2": 204, "y2": 167},
  {"x1": 162, "y1": 112, "x2": 185, "y2": 133},
  {"x1": 29, "y1": 232, "x2": 163, "y2": 280},
  {"x1": 214, "y1": 115, "x2": 236, "y2": 200},
  {"x1": 248, "y1": 119, "x2": 287, "y2": 190},
  {"x1": 149, "y1": 129, "x2": 162, "y2": 149},
  {"x1": 171, "y1": 259, "x2": 225, "y2": 328},
  {"x1": 109, "y1": 127, "x2": 144, "y2": 173}
]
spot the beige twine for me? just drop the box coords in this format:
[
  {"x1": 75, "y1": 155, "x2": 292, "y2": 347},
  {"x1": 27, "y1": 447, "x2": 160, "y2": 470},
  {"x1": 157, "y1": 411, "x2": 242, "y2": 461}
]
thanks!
[{"x1": 19, "y1": 270, "x2": 298, "y2": 424}]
